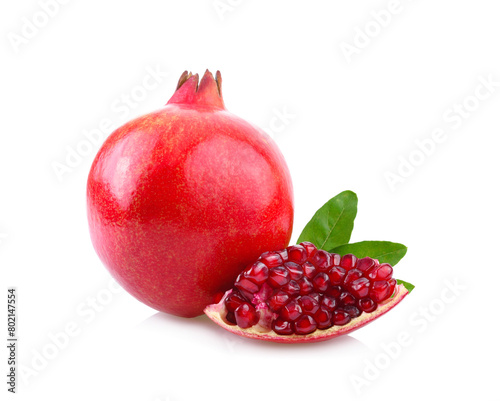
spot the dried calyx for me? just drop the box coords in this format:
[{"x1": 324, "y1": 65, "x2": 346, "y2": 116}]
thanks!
[{"x1": 168, "y1": 69, "x2": 224, "y2": 109}]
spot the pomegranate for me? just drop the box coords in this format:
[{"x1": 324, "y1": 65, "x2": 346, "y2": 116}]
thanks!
[
  {"x1": 204, "y1": 242, "x2": 408, "y2": 343},
  {"x1": 87, "y1": 70, "x2": 294, "y2": 317}
]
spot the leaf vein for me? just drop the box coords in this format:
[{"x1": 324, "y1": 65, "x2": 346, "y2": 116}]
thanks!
[{"x1": 320, "y1": 206, "x2": 344, "y2": 249}]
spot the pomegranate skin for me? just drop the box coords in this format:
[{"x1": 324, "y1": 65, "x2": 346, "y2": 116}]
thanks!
[{"x1": 87, "y1": 71, "x2": 294, "y2": 317}]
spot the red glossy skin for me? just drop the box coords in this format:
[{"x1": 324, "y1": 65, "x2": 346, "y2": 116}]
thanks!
[{"x1": 87, "y1": 71, "x2": 294, "y2": 317}]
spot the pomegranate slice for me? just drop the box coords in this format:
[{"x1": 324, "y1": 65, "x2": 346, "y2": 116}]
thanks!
[{"x1": 204, "y1": 242, "x2": 409, "y2": 343}]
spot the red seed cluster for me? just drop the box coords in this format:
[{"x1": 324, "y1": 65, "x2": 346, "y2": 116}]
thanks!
[{"x1": 224, "y1": 242, "x2": 397, "y2": 335}]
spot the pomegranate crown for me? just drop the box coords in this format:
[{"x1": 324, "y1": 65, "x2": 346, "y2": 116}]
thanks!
[{"x1": 167, "y1": 70, "x2": 225, "y2": 110}]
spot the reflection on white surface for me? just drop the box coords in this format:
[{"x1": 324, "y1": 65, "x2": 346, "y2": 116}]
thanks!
[{"x1": 138, "y1": 311, "x2": 370, "y2": 354}]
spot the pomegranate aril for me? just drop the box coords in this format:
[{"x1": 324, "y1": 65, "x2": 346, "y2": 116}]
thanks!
[
  {"x1": 328, "y1": 266, "x2": 346, "y2": 285},
  {"x1": 276, "y1": 248, "x2": 289, "y2": 262},
  {"x1": 255, "y1": 282, "x2": 273, "y2": 301},
  {"x1": 340, "y1": 254, "x2": 357, "y2": 270},
  {"x1": 333, "y1": 309, "x2": 351, "y2": 326},
  {"x1": 357, "y1": 257, "x2": 376, "y2": 272},
  {"x1": 272, "y1": 318, "x2": 293, "y2": 335},
  {"x1": 343, "y1": 305, "x2": 361, "y2": 318},
  {"x1": 308, "y1": 292, "x2": 321, "y2": 302},
  {"x1": 349, "y1": 277, "x2": 371, "y2": 298},
  {"x1": 238, "y1": 289, "x2": 255, "y2": 302},
  {"x1": 287, "y1": 245, "x2": 308, "y2": 264},
  {"x1": 298, "y1": 277, "x2": 314, "y2": 295},
  {"x1": 225, "y1": 291, "x2": 246, "y2": 312},
  {"x1": 340, "y1": 292, "x2": 356, "y2": 306},
  {"x1": 314, "y1": 307, "x2": 333, "y2": 329},
  {"x1": 375, "y1": 264, "x2": 393, "y2": 280},
  {"x1": 284, "y1": 262, "x2": 304, "y2": 280},
  {"x1": 326, "y1": 285, "x2": 342, "y2": 298},
  {"x1": 310, "y1": 250, "x2": 333, "y2": 271},
  {"x1": 259, "y1": 251, "x2": 283, "y2": 268},
  {"x1": 366, "y1": 264, "x2": 386, "y2": 280},
  {"x1": 294, "y1": 315, "x2": 317, "y2": 335},
  {"x1": 358, "y1": 297, "x2": 377, "y2": 313},
  {"x1": 244, "y1": 261, "x2": 269, "y2": 285},
  {"x1": 298, "y1": 295, "x2": 320, "y2": 315},
  {"x1": 268, "y1": 291, "x2": 290, "y2": 312},
  {"x1": 234, "y1": 303, "x2": 259, "y2": 328},
  {"x1": 366, "y1": 266, "x2": 378, "y2": 279},
  {"x1": 388, "y1": 278, "x2": 397, "y2": 296},
  {"x1": 331, "y1": 253, "x2": 341, "y2": 266},
  {"x1": 300, "y1": 241, "x2": 317, "y2": 257},
  {"x1": 344, "y1": 269, "x2": 363, "y2": 285},
  {"x1": 364, "y1": 264, "x2": 378, "y2": 278},
  {"x1": 280, "y1": 300, "x2": 302, "y2": 322},
  {"x1": 226, "y1": 311, "x2": 236, "y2": 325},
  {"x1": 370, "y1": 281, "x2": 392, "y2": 303},
  {"x1": 235, "y1": 276, "x2": 259, "y2": 294},
  {"x1": 268, "y1": 266, "x2": 290, "y2": 288},
  {"x1": 321, "y1": 295, "x2": 338, "y2": 311},
  {"x1": 282, "y1": 280, "x2": 300, "y2": 296},
  {"x1": 312, "y1": 272, "x2": 330, "y2": 292},
  {"x1": 303, "y1": 262, "x2": 317, "y2": 279}
]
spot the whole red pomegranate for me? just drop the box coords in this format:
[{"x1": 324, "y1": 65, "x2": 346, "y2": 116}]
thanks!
[{"x1": 87, "y1": 70, "x2": 294, "y2": 317}]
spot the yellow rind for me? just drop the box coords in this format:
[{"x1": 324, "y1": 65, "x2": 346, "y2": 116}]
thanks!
[{"x1": 204, "y1": 284, "x2": 409, "y2": 343}]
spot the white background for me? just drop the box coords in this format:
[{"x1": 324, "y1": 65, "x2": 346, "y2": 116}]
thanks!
[{"x1": 2, "y1": 0, "x2": 499, "y2": 400}]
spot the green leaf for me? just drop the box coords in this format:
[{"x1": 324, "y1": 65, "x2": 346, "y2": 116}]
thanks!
[
  {"x1": 297, "y1": 191, "x2": 357, "y2": 250},
  {"x1": 330, "y1": 241, "x2": 407, "y2": 266},
  {"x1": 396, "y1": 279, "x2": 415, "y2": 293}
]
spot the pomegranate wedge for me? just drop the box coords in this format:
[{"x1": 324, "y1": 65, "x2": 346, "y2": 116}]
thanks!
[{"x1": 204, "y1": 242, "x2": 409, "y2": 343}]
